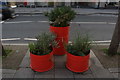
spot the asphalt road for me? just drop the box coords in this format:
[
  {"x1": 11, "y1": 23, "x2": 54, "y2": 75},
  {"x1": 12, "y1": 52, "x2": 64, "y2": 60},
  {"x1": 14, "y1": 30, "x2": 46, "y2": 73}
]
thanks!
[{"x1": 1, "y1": 14, "x2": 117, "y2": 44}]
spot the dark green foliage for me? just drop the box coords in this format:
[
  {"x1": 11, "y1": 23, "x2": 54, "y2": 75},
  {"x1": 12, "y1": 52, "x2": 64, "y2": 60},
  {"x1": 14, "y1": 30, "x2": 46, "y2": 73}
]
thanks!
[
  {"x1": 66, "y1": 34, "x2": 91, "y2": 56},
  {"x1": 29, "y1": 32, "x2": 57, "y2": 55},
  {"x1": 102, "y1": 48, "x2": 120, "y2": 56},
  {"x1": 45, "y1": 6, "x2": 76, "y2": 27},
  {"x1": 2, "y1": 46, "x2": 12, "y2": 57}
]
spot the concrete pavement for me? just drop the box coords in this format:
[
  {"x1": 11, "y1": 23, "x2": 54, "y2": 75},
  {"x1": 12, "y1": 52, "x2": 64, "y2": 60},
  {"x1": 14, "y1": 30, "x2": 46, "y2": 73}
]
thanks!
[
  {"x1": 2, "y1": 50, "x2": 119, "y2": 79},
  {"x1": 14, "y1": 7, "x2": 118, "y2": 15}
]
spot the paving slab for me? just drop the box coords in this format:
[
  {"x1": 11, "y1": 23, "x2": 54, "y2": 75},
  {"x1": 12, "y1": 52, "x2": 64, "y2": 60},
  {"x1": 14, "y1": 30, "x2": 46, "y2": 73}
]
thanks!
[
  {"x1": 55, "y1": 68, "x2": 74, "y2": 78},
  {"x1": 74, "y1": 73, "x2": 94, "y2": 78},
  {"x1": 54, "y1": 55, "x2": 66, "y2": 68},
  {"x1": 112, "y1": 73, "x2": 119, "y2": 78},
  {"x1": 19, "y1": 50, "x2": 30, "y2": 68},
  {"x1": 35, "y1": 79, "x2": 54, "y2": 80},
  {"x1": 2, "y1": 69, "x2": 16, "y2": 74},
  {"x1": 13, "y1": 68, "x2": 34, "y2": 78},
  {"x1": 108, "y1": 68, "x2": 120, "y2": 73},
  {"x1": 74, "y1": 68, "x2": 94, "y2": 79},
  {"x1": 2, "y1": 78, "x2": 13, "y2": 80},
  {"x1": 19, "y1": 57, "x2": 30, "y2": 68},
  {"x1": 2, "y1": 74, "x2": 14, "y2": 78},
  {"x1": 90, "y1": 51, "x2": 114, "y2": 78},
  {"x1": 55, "y1": 79, "x2": 74, "y2": 80},
  {"x1": 24, "y1": 50, "x2": 30, "y2": 58},
  {"x1": 90, "y1": 50, "x2": 104, "y2": 69},
  {"x1": 34, "y1": 69, "x2": 54, "y2": 78}
]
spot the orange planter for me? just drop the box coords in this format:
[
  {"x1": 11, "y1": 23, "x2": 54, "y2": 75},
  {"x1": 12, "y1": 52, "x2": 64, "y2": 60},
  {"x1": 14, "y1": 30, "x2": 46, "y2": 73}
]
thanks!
[
  {"x1": 50, "y1": 26, "x2": 69, "y2": 55},
  {"x1": 66, "y1": 52, "x2": 90, "y2": 72},
  {"x1": 30, "y1": 52, "x2": 54, "y2": 72}
]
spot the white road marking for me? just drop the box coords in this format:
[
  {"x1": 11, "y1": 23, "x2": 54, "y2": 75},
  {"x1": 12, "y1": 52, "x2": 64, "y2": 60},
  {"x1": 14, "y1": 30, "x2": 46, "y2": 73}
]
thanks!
[
  {"x1": 0, "y1": 21, "x2": 4, "y2": 24},
  {"x1": 19, "y1": 15, "x2": 43, "y2": 16},
  {"x1": 2, "y1": 43, "x2": 112, "y2": 46},
  {"x1": 24, "y1": 38, "x2": 37, "y2": 41},
  {"x1": 92, "y1": 40, "x2": 111, "y2": 43},
  {"x1": 16, "y1": 14, "x2": 19, "y2": 16},
  {"x1": 108, "y1": 23, "x2": 116, "y2": 25},
  {"x1": 69, "y1": 40, "x2": 111, "y2": 44},
  {"x1": 38, "y1": 21, "x2": 49, "y2": 23},
  {"x1": 4, "y1": 21, "x2": 34, "y2": 24},
  {"x1": 70, "y1": 22, "x2": 107, "y2": 24},
  {"x1": 3, "y1": 20, "x2": 116, "y2": 25},
  {"x1": 1, "y1": 38, "x2": 21, "y2": 41},
  {"x1": 2, "y1": 43, "x2": 28, "y2": 45}
]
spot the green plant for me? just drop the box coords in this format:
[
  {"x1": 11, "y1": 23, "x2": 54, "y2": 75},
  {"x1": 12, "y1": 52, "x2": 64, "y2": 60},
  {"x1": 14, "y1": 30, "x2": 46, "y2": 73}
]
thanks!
[
  {"x1": 102, "y1": 48, "x2": 120, "y2": 56},
  {"x1": 66, "y1": 34, "x2": 91, "y2": 56},
  {"x1": 29, "y1": 32, "x2": 57, "y2": 55},
  {"x1": 2, "y1": 45, "x2": 12, "y2": 57},
  {"x1": 45, "y1": 6, "x2": 76, "y2": 27}
]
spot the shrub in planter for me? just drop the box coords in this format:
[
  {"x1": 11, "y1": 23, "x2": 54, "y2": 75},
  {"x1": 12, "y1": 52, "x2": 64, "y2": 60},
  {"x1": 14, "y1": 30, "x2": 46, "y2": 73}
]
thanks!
[
  {"x1": 29, "y1": 32, "x2": 57, "y2": 72},
  {"x1": 65, "y1": 34, "x2": 92, "y2": 72},
  {"x1": 45, "y1": 6, "x2": 76, "y2": 55}
]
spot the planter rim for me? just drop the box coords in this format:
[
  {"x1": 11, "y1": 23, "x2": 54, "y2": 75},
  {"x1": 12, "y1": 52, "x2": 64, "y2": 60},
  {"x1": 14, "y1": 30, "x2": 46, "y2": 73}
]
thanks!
[
  {"x1": 67, "y1": 51, "x2": 90, "y2": 57},
  {"x1": 50, "y1": 25, "x2": 70, "y2": 27},
  {"x1": 30, "y1": 51, "x2": 53, "y2": 57}
]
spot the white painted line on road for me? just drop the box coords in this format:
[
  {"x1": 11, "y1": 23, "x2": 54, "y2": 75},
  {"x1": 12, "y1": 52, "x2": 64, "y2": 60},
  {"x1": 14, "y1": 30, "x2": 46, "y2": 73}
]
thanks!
[
  {"x1": 69, "y1": 40, "x2": 111, "y2": 44},
  {"x1": 2, "y1": 43, "x2": 28, "y2": 45},
  {"x1": 3, "y1": 20, "x2": 116, "y2": 25},
  {"x1": 70, "y1": 22, "x2": 107, "y2": 24},
  {"x1": 24, "y1": 38, "x2": 37, "y2": 41},
  {"x1": 1, "y1": 38, "x2": 21, "y2": 41},
  {"x1": 20, "y1": 15, "x2": 43, "y2": 16},
  {"x1": 38, "y1": 21, "x2": 49, "y2": 23},
  {"x1": 16, "y1": 14, "x2": 19, "y2": 16},
  {"x1": 92, "y1": 40, "x2": 111, "y2": 43},
  {"x1": 91, "y1": 44, "x2": 110, "y2": 45},
  {"x1": 2, "y1": 43, "x2": 112, "y2": 46},
  {"x1": 108, "y1": 23, "x2": 116, "y2": 25},
  {"x1": 24, "y1": 39, "x2": 111, "y2": 43},
  {"x1": 0, "y1": 21, "x2": 4, "y2": 24},
  {"x1": 4, "y1": 21, "x2": 34, "y2": 24}
]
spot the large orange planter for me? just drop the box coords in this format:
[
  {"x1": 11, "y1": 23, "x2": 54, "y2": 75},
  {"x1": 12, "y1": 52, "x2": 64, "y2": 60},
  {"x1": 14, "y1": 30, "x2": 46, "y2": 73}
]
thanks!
[
  {"x1": 50, "y1": 26, "x2": 69, "y2": 55},
  {"x1": 66, "y1": 52, "x2": 90, "y2": 72},
  {"x1": 30, "y1": 52, "x2": 54, "y2": 72}
]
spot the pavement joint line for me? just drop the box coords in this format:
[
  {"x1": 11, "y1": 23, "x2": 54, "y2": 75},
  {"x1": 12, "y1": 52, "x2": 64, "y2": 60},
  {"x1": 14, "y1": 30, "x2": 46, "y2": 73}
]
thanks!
[{"x1": 1, "y1": 38, "x2": 21, "y2": 41}]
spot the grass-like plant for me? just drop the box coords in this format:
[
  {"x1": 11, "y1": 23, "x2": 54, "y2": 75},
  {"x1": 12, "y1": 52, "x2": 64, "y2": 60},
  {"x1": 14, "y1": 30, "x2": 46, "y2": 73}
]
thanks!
[
  {"x1": 102, "y1": 48, "x2": 120, "y2": 56},
  {"x1": 29, "y1": 32, "x2": 57, "y2": 55},
  {"x1": 45, "y1": 6, "x2": 76, "y2": 27},
  {"x1": 66, "y1": 34, "x2": 92, "y2": 56}
]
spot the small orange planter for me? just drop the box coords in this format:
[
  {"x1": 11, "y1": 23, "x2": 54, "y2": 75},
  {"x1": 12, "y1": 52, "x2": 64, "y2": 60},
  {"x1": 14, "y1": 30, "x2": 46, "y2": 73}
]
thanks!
[
  {"x1": 30, "y1": 52, "x2": 54, "y2": 72},
  {"x1": 66, "y1": 52, "x2": 90, "y2": 72},
  {"x1": 50, "y1": 26, "x2": 69, "y2": 55}
]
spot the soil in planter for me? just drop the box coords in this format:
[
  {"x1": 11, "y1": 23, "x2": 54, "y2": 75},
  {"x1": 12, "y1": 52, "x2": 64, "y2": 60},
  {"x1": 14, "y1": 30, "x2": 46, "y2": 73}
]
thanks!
[{"x1": 92, "y1": 45, "x2": 120, "y2": 69}]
